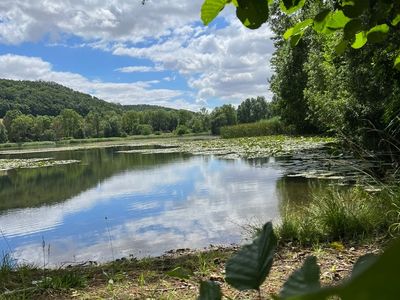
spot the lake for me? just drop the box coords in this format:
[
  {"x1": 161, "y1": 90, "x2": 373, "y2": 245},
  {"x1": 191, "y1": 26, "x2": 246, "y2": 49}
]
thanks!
[{"x1": 0, "y1": 146, "x2": 331, "y2": 266}]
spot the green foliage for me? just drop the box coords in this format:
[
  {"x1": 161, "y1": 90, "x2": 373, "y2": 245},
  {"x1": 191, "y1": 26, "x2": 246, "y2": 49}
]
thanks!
[
  {"x1": 0, "y1": 122, "x2": 7, "y2": 143},
  {"x1": 175, "y1": 124, "x2": 190, "y2": 136},
  {"x1": 201, "y1": 0, "x2": 271, "y2": 29},
  {"x1": 0, "y1": 79, "x2": 120, "y2": 117},
  {"x1": 237, "y1": 96, "x2": 272, "y2": 123},
  {"x1": 279, "y1": 256, "x2": 320, "y2": 298},
  {"x1": 38, "y1": 272, "x2": 87, "y2": 290},
  {"x1": 198, "y1": 281, "x2": 222, "y2": 300},
  {"x1": 225, "y1": 222, "x2": 277, "y2": 291},
  {"x1": 210, "y1": 104, "x2": 237, "y2": 135},
  {"x1": 220, "y1": 117, "x2": 287, "y2": 138},
  {"x1": 9, "y1": 115, "x2": 35, "y2": 142},
  {"x1": 198, "y1": 222, "x2": 400, "y2": 300},
  {"x1": 277, "y1": 187, "x2": 394, "y2": 244},
  {"x1": 138, "y1": 124, "x2": 153, "y2": 135}
]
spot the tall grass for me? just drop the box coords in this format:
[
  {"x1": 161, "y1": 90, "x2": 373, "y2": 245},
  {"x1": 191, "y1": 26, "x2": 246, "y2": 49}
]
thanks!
[
  {"x1": 220, "y1": 117, "x2": 291, "y2": 138},
  {"x1": 277, "y1": 187, "x2": 399, "y2": 244}
]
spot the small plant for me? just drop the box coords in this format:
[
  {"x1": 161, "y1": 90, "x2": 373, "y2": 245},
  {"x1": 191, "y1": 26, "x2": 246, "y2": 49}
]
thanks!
[{"x1": 198, "y1": 222, "x2": 400, "y2": 300}]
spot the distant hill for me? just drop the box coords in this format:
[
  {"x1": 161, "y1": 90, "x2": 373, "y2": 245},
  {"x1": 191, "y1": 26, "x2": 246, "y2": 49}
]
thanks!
[{"x1": 0, "y1": 79, "x2": 185, "y2": 117}]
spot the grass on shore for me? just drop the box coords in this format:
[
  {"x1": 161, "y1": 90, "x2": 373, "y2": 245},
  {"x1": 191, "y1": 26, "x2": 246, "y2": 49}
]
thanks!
[
  {"x1": 0, "y1": 240, "x2": 385, "y2": 300},
  {"x1": 220, "y1": 118, "x2": 290, "y2": 138},
  {"x1": 276, "y1": 186, "x2": 400, "y2": 245}
]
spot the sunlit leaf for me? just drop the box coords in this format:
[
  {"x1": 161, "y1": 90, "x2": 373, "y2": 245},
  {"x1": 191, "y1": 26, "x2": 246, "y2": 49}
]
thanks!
[
  {"x1": 280, "y1": 0, "x2": 305, "y2": 15},
  {"x1": 236, "y1": 0, "x2": 269, "y2": 29},
  {"x1": 392, "y1": 14, "x2": 400, "y2": 26},
  {"x1": 279, "y1": 256, "x2": 321, "y2": 298},
  {"x1": 325, "y1": 10, "x2": 351, "y2": 31},
  {"x1": 225, "y1": 222, "x2": 277, "y2": 291},
  {"x1": 367, "y1": 24, "x2": 390, "y2": 43},
  {"x1": 313, "y1": 9, "x2": 330, "y2": 33},
  {"x1": 198, "y1": 281, "x2": 222, "y2": 300},
  {"x1": 395, "y1": 54, "x2": 400, "y2": 70},
  {"x1": 201, "y1": 0, "x2": 230, "y2": 25},
  {"x1": 351, "y1": 31, "x2": 367, "y2": 49},
  {"x1": 284, "y1": 19, "x2": 312, "y2": 40}
]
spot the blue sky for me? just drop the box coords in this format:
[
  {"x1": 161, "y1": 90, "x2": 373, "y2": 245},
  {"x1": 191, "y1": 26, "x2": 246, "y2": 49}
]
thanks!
[{"x1": 0, "y1": 1, "x2": 274, "y2": 111}]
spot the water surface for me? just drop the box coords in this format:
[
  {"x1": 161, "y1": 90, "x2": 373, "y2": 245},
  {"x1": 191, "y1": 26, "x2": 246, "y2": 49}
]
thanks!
[{"x1": 0, "y1": 147, "x2": 326, "y2": 266}]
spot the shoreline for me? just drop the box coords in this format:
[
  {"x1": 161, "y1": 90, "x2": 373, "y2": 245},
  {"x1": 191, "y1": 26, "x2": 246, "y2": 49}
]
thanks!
[{"x1": 0, "y1": 238, "x2": 386, "y2": 299}]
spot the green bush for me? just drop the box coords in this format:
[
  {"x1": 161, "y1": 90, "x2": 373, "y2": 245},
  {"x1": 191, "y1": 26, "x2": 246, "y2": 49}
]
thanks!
[
  {"x1": 220, "y1": 117, "x2": 288, "y2": 138},
  {"x1": 138, "y1": 124, "x2": 153, "y2": 135},
  {"x1": 175, "y1": 125, "x2": 190, "y2": 136}
]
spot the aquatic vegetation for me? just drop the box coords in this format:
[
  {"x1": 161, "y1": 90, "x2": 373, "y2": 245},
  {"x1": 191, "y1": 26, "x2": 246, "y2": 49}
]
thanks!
[{"x1": 0, "y1": 158, "x2": 80, "y2": 171}]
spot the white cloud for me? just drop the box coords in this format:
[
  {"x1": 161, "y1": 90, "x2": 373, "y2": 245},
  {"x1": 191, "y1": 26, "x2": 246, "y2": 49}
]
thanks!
[
  {"x1": 112, "y1": 17, "x2": 275, "y2": 104},
  {"x1": 0, "y1": 1, "x2": 275, "y2": 108},
  {"x1": 0, "y1": 54, "x2": 199, "y2": 109},
  {"x1": 115, "y1": 65, "x2": 164, "y2": 73},
  {"x1": 0, "y1": 0, "x2": 202, "y2": 45}
]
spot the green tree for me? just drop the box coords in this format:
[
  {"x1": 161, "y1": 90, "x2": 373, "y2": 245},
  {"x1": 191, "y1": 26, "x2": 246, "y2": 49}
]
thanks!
[
  {"x1": 122, "y1": 111, "x2": 140, "y2": 135},
  {"x1": 3, "y1": 109, "x2": 22, "y2": 133},
  {"x1": 9, "y1": 115, "x2": 35, "y2": 142},
  {"x1": 84, "y1": 111, "x2": 104, "y2": 137},
  {"x1": 0, "y1": 122, "x2": 7, "y2": 143},
  {"x1": 237, "y1": 96, "x2": 271, "y2": 124},
  {"x1": 59, "y1": 109, "x2": 84, "y2": 138},
  {"x1": 210, "y1": 104, "x2": 237, "y2": 135},
  {"x1": 32, "y1": 115, "x2": 54, "y2": 141},
  {"x1": 103, "y1": 112, "x2": 123, "y2": 137}
]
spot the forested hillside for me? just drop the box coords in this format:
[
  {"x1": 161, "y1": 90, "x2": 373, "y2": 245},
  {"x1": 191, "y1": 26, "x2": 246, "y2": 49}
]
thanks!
[{"x1": 0, "y1": 79, "x2": 184, "y2": 117}]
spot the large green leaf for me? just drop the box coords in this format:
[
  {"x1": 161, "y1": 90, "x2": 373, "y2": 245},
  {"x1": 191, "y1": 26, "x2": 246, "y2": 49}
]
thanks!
[
  {"x1": 313, "y1": 9, "x2": 330, "y2": 33},
  {"x1": 367, "y1": 24, "x2": 390, "y2": 43},
  {"x1": 280, "y1": 0, "x2": 305, "y2": 15},
  {"x1": 279, "y1": 256, "x2": 321, "y2": 298},
  {"x1": 282, "y1": 238, "x2": 400, "y2": 300},
  {"x1": 198, "y1": 281, "x2": 222, "y2": 300},
  {"x1": 225, "y1": 222, "x2": 277, "y2": 291},
  {"x1": 341, "y1": 0, "x2": 369, "y2": 18},
  {"x1": 201, "y1": 0, "x2": 230, "y2": 25},
  {"x1": 325, "y1": 10, "x2": 351, "y2": 31},
  {"x1": 351, "y1": 31, "x2": 367, "y2": 49},
  {"x1": 284, "y1": 19, "x2": 313, "y2": 40},
  {"x1": 236, "y1": 0, "x2": 269, "y2": 30},
  {"x1": 343, "y1": 19, "x2": 363, "y2": 40},
  {"x1": 350, "y1": 254, "x2": 378, "y2": 278}
]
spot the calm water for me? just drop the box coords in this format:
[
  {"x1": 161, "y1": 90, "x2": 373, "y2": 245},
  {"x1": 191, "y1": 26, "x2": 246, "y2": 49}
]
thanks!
[{"x1": 0, "y1": 147, "x2": 326, "y2": 266}]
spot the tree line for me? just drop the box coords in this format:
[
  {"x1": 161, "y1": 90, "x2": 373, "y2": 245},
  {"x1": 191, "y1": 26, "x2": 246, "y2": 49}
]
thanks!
[
  {"x1": 267, "y1": 0, "x2": 400, "y2": 151},
  {"x1": 0, "y1": 96, "x2": 275, "y2": 143}
]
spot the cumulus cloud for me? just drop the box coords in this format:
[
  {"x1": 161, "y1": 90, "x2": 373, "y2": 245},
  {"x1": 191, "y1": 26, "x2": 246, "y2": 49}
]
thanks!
[
  {"x1": 0, "y1": 0, "x2": 275, "y2": 107},
  {"x1": 0, "y1": 54, "x2": 199, "y2": 109},
  {"x1": 0, "y1": 0, "x2": 202, "y2": 45},
  {"x1": 113, "y1": 17, "x2": 274, "y2": 104}
]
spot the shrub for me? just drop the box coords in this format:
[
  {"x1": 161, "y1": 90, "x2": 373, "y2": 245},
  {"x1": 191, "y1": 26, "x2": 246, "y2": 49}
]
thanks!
[
  {"x1": 220, "y1": 117, "x2": 288, "y2": 138},
  {"x1": 175, "y1": 125, "x2": 190, "y2": 136},
  {"x1": 138, "y1": 124, "x2": 153, "y2": 135}
]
